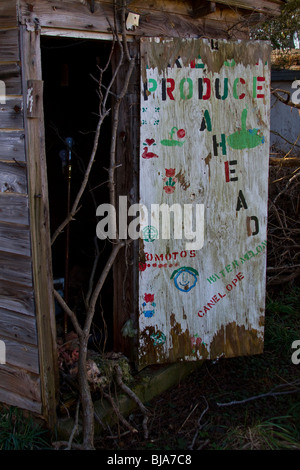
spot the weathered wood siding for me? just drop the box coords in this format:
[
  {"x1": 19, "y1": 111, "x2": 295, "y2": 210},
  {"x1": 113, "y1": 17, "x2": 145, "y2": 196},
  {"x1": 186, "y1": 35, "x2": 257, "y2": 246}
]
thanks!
[
  {"x1": 138, "y1": 38, "x2": 271, "y2": 368},
  {"x1": 0, "y1": 0, "x2": 42, "y2": 415},
  {"x1": 0, "y1": 0, "x2": 283, "y2": 417},
  {"x1": 18, "y1": 0, "x2": 282, "y2": 40}
]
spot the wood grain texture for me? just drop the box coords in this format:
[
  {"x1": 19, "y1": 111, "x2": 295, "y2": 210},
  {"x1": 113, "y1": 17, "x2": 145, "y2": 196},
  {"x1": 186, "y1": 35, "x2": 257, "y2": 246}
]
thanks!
[
  {"x1": 0, "y1": 307, "x2": 38, "y2": 344},
  {"x1": 0, "y1": 193, "x2": 29, "y2": 224},
  {"x1": 0, "y1": 161, "x2": 27, "y2": 194},
  {"x1": 0, "y1": 131, "x2": 26, "y2": 161},
  {"x1": 0, "y1": 337, "x2": 39, "y2": 373},
  {"x1": 113, "y1": 43, "x2": 139, "y2": 360},
  {"x1": 206, "y1": 0, "x2": 283, "y2": 15},
  {"x1": 0, "y1": 250, "x2": 33, "y2": 288},
  {"x1": 0, "y1": 63, "x2": 22, "y2": 95},
  {"x1": 138, "y1": 38, "x2": 270, "y2": 368},
  {"x1": 0, "y1": 29, "x2": 20, "y2": 62},
  {"x1": 0, "y1": 0, "x2": 17, "y2": 28},
  {"x1": 18, "y1": 0, "x2": 250, "y2": 39},
  {"x1": 0, "y1": 97, "x2": 24, "y2": 129},
  {"x1": 20, "y1": 25, "x2": 58, "y2": 427},
  {"x1": 0, "y1": 221, "x2": 31, "y2": 256},
  {"x1": 0, "y1": 382, "x2": 41, "y2": 414},
  {"x1": 0, "y1": 366, "x2": 41, "y2": 402},
  {"x1": 0, "y1": 280, "x2": 35, "y2": 316}
]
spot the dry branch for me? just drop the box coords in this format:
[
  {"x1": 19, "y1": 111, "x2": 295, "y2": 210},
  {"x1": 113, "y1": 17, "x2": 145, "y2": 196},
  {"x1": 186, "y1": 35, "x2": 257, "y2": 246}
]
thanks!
[
  {"x1": 50, "y1": 2, "x2": 137, "y2": 450},
  {"x1": 216, "y1": 380, "x2": 300, "y2": 407},
  {"x1": 114, "y1": 364, "x2": 150, "y2": 439},
  {"x1": 271, "y1": 88, "x2": 300, "y2": 110}
]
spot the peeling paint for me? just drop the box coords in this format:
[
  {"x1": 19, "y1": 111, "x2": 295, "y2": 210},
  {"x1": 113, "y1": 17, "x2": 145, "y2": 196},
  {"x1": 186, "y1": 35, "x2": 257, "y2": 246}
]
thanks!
[
  {"x1": 176, "y1": 169, "x2": 190, "y2": 191},
  {"x1": 138, "y1": 38, "x2": 270, "y2": 369}
]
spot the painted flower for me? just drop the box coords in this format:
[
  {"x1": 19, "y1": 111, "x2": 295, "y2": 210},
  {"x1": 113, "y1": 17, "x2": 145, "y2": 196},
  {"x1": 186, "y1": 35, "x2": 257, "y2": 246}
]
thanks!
[
  {"x1": 144, "y1": 293, "x2": 155, "y2": 303},
  {"x1": 163, "y1": 186, "x2": 175, "y2": 194},
  {"x1": 139, "y1": 262, "x2": 147, "y2": 272},
  {"x1": 165, "y1": 168, "x2": 176, "y2": 178}
]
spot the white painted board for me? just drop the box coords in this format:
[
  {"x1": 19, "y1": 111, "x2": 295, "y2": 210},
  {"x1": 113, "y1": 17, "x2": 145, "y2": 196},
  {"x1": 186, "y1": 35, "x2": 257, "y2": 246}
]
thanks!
[{"x1": 138, "y1": 38, "x2": 271, "y2": 368}]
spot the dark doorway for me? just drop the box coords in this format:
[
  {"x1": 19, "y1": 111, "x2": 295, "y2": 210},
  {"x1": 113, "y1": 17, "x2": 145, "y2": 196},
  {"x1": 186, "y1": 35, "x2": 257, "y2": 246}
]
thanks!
[{"x1": 41, "y1": 36, "x2": 114, "y2": 351}]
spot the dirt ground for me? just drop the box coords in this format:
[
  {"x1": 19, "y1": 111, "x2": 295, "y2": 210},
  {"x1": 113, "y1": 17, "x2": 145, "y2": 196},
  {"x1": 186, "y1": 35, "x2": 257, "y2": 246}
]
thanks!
[{"x1": 93, "y1": 293, "x2": 300, "y2": 451}]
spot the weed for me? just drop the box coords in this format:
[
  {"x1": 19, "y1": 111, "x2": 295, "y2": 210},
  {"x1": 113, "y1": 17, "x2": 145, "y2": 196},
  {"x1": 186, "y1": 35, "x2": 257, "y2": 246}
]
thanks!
[
  {"x1": 0, "y1": 406, "x2": 50, "y2": 450},
  {"x1": 220, "y1": 416, "x2": 300, "y2": 450}
]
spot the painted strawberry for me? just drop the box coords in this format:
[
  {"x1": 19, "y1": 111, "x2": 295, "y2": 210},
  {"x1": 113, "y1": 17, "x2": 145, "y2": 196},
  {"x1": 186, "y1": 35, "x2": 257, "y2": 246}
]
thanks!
[{"x1": 165, "y1": 168, "x2": 176, "y2": 177}]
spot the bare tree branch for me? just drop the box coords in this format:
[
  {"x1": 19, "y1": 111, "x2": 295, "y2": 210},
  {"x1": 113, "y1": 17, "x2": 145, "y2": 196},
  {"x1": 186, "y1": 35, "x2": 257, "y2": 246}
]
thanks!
[{"x1": 272, "y1": 88, "x2": 300, "y2": 110}]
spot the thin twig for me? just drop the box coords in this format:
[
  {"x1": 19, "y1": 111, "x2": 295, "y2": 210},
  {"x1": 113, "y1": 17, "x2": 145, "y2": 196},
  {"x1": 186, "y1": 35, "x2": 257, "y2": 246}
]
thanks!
[
  {"x1": 188, "y1": 397, "x2": 209, "y2": 450},
  {"x1": 217, "y1": 381, "x2": 300, "y2": 407}
]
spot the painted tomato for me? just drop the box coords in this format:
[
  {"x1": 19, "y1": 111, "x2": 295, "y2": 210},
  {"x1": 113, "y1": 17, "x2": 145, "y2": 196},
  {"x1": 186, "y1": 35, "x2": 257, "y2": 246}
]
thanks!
[{"x1": 177, "y1": 128, "x2": 186, "y2": 139}]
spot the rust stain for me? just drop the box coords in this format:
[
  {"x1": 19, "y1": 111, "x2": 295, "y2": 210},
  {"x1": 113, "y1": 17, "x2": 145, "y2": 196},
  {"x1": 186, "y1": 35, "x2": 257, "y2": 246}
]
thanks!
[
  {"x1": 169, "y1": 314, "x2": 209, "y2": 362},
  {"x1": 210, "y1": 322, "x2": 264, "y2": 359},
  {"x1": 204, "y1": 152, "x2": 212, "y2": 182},
  {"x1": 176, "y1": 169, "x2": 190, "y2": 191},
  {"x1": 246, "y1": 216, "x2": 252, "y2": 236},
  {"x1": 139, "y1": 326, "x2": 167, "y2": 367}
]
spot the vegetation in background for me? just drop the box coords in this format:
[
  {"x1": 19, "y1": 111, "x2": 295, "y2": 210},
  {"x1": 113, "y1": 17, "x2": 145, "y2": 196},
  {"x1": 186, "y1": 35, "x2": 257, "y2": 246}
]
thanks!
[
  {"x1": 251, "y1": 0, "x2": 300, "y2": 49},
  {"x1": 0, "y1": 406, "x2": 50, "y2": 450}
]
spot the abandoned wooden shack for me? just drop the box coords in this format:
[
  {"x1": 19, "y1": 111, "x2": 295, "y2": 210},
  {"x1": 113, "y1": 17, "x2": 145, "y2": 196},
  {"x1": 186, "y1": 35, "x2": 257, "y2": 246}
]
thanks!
[{"x1": 0, "y1": 0, "x2": 284, "y2": 428}]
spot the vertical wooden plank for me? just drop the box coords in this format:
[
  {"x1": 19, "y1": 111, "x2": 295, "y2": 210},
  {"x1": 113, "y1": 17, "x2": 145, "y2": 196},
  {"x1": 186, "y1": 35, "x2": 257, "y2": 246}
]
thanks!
[
  {"x1": 20, "y1": 25, "x2": 58, "y2": 428},
  {"x1": 138, "y1": 38, "x2": 271, "y2": 369},
  {"x1": 113, "y1": 42, "x2": 140, "y2": 360}
]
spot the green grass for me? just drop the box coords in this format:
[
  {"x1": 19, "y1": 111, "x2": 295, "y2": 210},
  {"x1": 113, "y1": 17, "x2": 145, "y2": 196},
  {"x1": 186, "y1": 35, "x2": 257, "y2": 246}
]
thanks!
[{"x1": 0, "y1": 406, "x2": 50, "y2": 450}]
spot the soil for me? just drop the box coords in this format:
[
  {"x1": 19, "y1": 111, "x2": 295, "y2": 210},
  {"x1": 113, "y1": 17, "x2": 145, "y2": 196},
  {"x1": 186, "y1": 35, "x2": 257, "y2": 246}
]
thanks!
[{"x1": 94, "y1": 305, "x2": 300, "y2": 451}]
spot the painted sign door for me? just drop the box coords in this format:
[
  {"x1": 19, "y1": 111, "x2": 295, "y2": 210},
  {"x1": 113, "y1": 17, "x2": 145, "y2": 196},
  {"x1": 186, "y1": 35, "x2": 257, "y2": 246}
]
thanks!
[{"x1": 138, "y1": 38, "x2": 271, "y2": 369}]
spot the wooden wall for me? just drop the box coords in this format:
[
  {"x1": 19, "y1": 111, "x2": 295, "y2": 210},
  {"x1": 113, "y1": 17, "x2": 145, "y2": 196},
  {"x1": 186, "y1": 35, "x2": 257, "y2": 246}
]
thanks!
[
  {"x1": 0, "y1": 1, "x2": 43, "y2": 414},
  {"x1": 17, "y1": 0, "x2": 283, "y2": 40}
]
